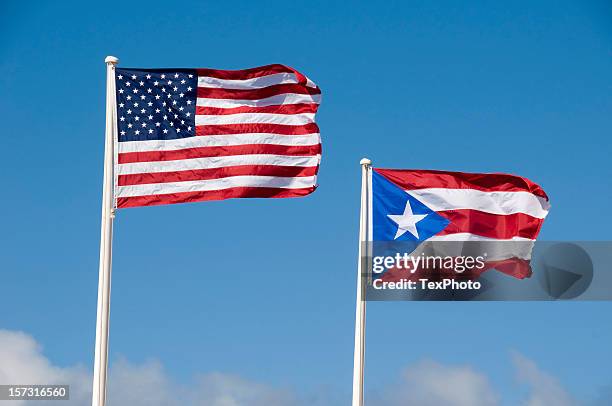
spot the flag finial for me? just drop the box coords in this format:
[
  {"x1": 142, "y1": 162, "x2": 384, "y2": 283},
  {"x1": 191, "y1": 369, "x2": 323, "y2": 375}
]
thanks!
[
  {"x1": 104, "y1": 56, "x2": 119, "y2": 64},
  {"x1": 360, "y1": 158, "x2": 371, "y2": 166}
]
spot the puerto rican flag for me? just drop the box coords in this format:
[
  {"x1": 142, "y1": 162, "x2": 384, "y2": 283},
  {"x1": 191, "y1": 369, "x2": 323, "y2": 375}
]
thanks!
[{"x1": 370, "y1": 168, "x2": 551, "y2": 279}]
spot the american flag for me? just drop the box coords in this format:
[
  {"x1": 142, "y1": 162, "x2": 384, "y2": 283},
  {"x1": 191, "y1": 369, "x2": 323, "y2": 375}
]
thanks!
[{"x1": 113, "y1": 64, "x2": 321, "y2": 208}]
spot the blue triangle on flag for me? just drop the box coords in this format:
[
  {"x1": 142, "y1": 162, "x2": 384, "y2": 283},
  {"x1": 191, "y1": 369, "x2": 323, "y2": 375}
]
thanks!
[{"x1": 372, "y1": 170, "x2": 450, "y2": 242}]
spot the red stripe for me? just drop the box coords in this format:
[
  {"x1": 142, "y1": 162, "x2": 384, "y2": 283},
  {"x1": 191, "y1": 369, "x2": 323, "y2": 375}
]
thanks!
[
  {"x1": 196, "y1": 64, "x2": 295, "y2": 80},
  {"x1": 374, "y1": 168, "x2": 549, "y2": 200},
  {"x1": 197, "y1": 83, "x2": 320, "y2": 100},
  {"x1": 196, "y1": 103, "x2": 319, "y2": 116},
  {"x1": 196, "y1": 123, "x2": 320, "y2": 136},
  {"x1": 485, "y1": 258, "x2": 532, "y2": 279},
  {"x1": 118, "y1": 165, "x2": 319, "y2": 186},
  {"x1": 117, "y1": 186, "x2": 316, "y2": 208},
  {"x1": 437, "y1": 209, "x2": 544, "y2": 240},
  {"x1": 380, "y1": 257, "x2": 532, "y2": 282},
  {"x1": 118, "y1": 144, "x2": 321, "y2": 164}
]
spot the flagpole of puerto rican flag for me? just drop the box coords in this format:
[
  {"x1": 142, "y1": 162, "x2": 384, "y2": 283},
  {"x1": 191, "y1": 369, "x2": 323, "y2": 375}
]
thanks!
[
  {"x1": 91, "y1": 56, "x2": 119, "y2": 406},
  {"x1": 352, "y1": 158, "x2": 371, "y2": 406}
]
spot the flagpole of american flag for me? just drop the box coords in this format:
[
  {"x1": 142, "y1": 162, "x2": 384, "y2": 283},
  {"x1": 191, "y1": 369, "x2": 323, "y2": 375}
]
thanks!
[
  {"x1": 91, "y1": 55, "x2": 119, "y2": 406},
  {"x1": 352, "y1": 158, "x2": 371, "y2": 406}
]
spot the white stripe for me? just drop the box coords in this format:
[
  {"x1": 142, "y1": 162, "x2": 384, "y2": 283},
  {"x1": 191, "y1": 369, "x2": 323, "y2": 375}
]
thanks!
[
  {"x1": 117, "y1": 154, "x2": 321, "y2": 175},
  {"x1": 428, "y1": 234, "x2": 534, "y2": 242},
  {"x1": 116, "y1": 175, "x2": 317, "y2": 198},
  {"x1": 305, "y1": 78, "x2": 317, "y2": 88},
  {"x1": 424, "y1": 234, "x2": 534, "y2": 260},
  {"x1": 407, "y1": 188, "x2": 550, "y2": 219},
  {"x1": 195, "y1": 112, "x2": 314, "y2": 126},
  {"x1": 117, "y1": 133, "x2": 321, "y2": 153},
  {"x1": 198, "y1": 73, "x2": 301, "y2": 89},
  {"x1": 415, "y1": 235, "x2": 534, "y2": 260},
  {"x1": 197, "y1": 93, "x2": 321, "y2": 108}
]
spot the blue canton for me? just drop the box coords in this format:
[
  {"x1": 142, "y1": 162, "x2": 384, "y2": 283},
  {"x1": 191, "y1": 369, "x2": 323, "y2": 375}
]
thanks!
[{"x1": 115, "y1": 68, "x2": 197, "y2": 142}]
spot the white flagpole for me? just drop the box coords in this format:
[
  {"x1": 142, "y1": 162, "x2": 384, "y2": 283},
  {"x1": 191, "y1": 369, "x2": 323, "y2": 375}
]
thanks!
[
  {"x1": 92, "y1": 55, "x2": 119, "y2": 406},
  {"x1": 352, "y1": 158, "x2": 371, "y2": 406}
]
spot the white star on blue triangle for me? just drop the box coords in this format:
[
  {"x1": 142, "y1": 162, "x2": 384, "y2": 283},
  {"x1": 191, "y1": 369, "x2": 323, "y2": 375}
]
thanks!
[{"x1": 372, "y1": 170, "x2": 450, "y2": 242}]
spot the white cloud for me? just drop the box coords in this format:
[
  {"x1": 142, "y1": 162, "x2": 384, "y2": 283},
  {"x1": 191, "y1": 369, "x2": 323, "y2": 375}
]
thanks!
[
  {"x1": 106, "y1": 358, "x2": 299, "y2": 406},
  {"x1": 0, "y1": 329, "x2": 589, "y2": 406},
  {"x1": 0, "y1": 330, "x2": 90, "y2": 405},
  {"x1": 187, "y1": 373, "x2": 298, "y2": 406},
  {"x1": 372, "y1": 359, "x2": 499, "y2": 406},
  {"x1": 511, "y1": 352, "x2": 578, "y2": 406},
  {"x1": 0, "y1": 329, "x2": 298, "y2": 406}
]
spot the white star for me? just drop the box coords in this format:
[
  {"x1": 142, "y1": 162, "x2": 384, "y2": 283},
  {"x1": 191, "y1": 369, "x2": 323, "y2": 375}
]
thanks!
[
  {"x1": 135, "y1": 129, "x2": 140, "y2": 135},
  {"x1": 146, "y1": 74, "x2": 151, "y2": 79},
  {"x1": 154, "y1": 81, "x2": 159, "y2": 86},
  {"x1": 139, "y1": 81, "x2": 144, "y2": 86},
  {"x1": 188, "y1": 74, "x2": 193, "y2": 78},
  {"x1": 117, "y1": 75, "x2": 123, "y2": 80},
  {"x1": 174, "y1": 73, "x2": 179, "y2": 78},
  {"x1": 155, "y1": 95, "x2": 161, "y2": 100},
  {"x1": 161, "y1": 74, "x2": 166, "y2": 79},
  {"x1": 125, "y1": 81, "x2": 130, "y2": 87},
  {"x1": 181, "y1": 79, "x2": 185, "y2": 84},
  {"x1": 163, "y1": 129, "x2": 168, "y2": 134},
  {"x1": 186, "y1": 86, "x2": 192, "y2": 91},
  {"x1": 118, "y1": 89, "x2": 124, "y2": 94},
  {"x1": 155, "y1": 122, "x2": 160, "y2": 127},
  {"x1": 120, "y1": 116, "x2": 125, "y2": 121},
  {"x1": 119, "y1": 103, "x2": 124, "y2": 108},
  {"x1": 148, "y1": 129, "x2": 154, "y2": 134},
  {"x1": 131, "y1": 75, "x2": 137, "y2": 80},
  {"x1": 120, "y1": 130, "x2": 125, "y2": 135},
  {"x1": 387, "y1": 200, "x2": 428, "y2": 240},
  {"x1": 186, "y1": 100, "x2": 192, "y2": 105}
]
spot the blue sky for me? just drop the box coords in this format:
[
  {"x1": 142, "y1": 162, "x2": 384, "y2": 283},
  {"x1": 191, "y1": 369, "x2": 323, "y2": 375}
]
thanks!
[{"x1": 1, "y1": 0, "x2": 612, "y2": 404}]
